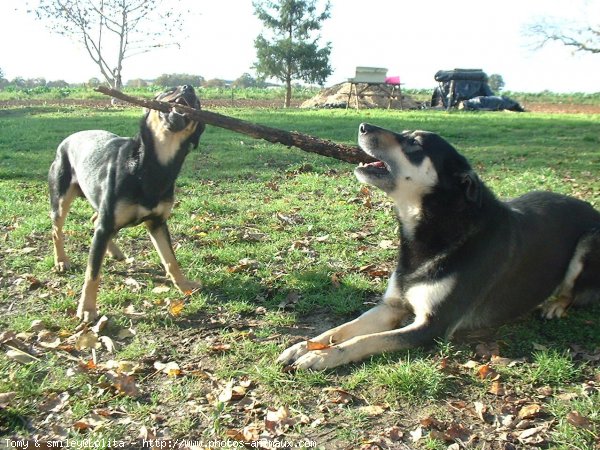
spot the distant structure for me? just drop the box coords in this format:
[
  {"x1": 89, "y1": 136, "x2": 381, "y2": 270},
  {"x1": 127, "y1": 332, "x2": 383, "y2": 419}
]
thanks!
[{"x1": 431, "y1": 69, "x2": 524, "y2": 112}]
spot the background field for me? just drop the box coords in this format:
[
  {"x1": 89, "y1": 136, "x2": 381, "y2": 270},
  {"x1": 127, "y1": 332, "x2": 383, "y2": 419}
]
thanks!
[{"x1": 0, "y1": 98, "x2": 599, "y2": 449}]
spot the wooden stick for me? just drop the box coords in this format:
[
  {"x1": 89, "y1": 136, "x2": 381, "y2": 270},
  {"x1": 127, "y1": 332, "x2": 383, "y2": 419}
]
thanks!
[{"x1": 95, "y1": 86, "x2": 376, "y2": 165}]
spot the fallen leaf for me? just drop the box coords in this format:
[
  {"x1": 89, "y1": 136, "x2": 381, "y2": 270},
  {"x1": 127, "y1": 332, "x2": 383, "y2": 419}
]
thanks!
[
  {"x1": 116, "y1": 327, "x2": 136, "y2": 339},
  {"x1": 489, "y1": 380, "x2": 506, "y2": 396},
  {"x1": 75, "y1": 331, "x2": 99, "y2": 350},
  {"x1": 37, "y1": 330, "x2": 61, "y2": 349},
  {"x1": 518, "y1": 403, "x2": 541, "y2": 420},
  {"x1": 72, "y1": 412, "x2": 108, "y2": 431},
  {"x1": 153, "y1": 361, "x2": 181, "y2": 377},
  {"x1": 358, "y1": 404, "x2": 385, "y2": 417},
  {"x1": 104, "y1": 371, "x2": 140, "y2": 397},
  {"x1": 167, "y1": 298, "x2": 186, "y2": 316},
  {"x1": 0, "y1": 331, "x2": 16, "y2": 344},
  {"x1": 264, "y1": 406, "x2": 295, "y2": 436},
  {"x1": 306, "y1": 340, "x2": 330, "y2": 351},
  {"x1": 152, "y1": 285, "x2": 171, "y2": 294},
  {"x1": 410, "y1": 426, "x2": 423, "y2": 442},
  {"x1": 29, "y1": 320, "x2": 46, "y2": 332},
  {"x1": 99, "y1": 336, "x2": 116, "y2": 353},
  {"x1": 123, "y1": 304, "x2": 146, "y2": 318},
  {"x1": 477, "y1": 363, "x2": 500, "y2": 380},
  {"x1": 124, "y1": 277, "x2": 143, "y2": 291},
  {"x1": 90, "y1": 315, "x2": 109, "y2": 334},
  {"x1": 323, "y1": 387, "x2": 357, "y2": 404},
  {"x1": 5, "y1": 348, "x2": 38, "y2": 364},
  {"x1": 209, "y1": 343, "x2": 231, "y2": 353},
  {"x1": 39, "y1": 391, "x2": 70, "y2": 413},
  {"x1": 516, "y1": 425, "x2": 547, "y2": 444},
  {"x1": 387, "y1": 426, "x2": 404, "y2": 441},
  {"x1": 0, "y1": 392, "x2": 16, "y2": 408},
  {"x1": 378, "y1": 239, "x2": 397, "y2": 249},
  {"x1": 566, "y1": 411, "x2": 593, "y2": 429}
]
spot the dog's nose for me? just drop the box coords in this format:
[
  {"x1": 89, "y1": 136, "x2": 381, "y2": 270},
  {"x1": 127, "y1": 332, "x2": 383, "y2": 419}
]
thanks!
[{"x1": 359, "y1": 123, "x2": 375, "y2": 135}]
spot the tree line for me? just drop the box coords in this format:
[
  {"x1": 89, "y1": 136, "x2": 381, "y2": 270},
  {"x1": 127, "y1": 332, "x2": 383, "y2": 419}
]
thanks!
[{"x1": 0, "y1": 71, "x2": 279, "y2": 91}]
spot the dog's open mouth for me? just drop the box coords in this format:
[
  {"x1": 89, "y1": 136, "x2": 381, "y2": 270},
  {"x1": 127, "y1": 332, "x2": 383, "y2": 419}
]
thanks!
[
  {"x1": 357, "y1": 159, "x2": 390, "y2": 175},
  {"x1": 173, "y1": 96, "x2": 190, "y2": 107}
]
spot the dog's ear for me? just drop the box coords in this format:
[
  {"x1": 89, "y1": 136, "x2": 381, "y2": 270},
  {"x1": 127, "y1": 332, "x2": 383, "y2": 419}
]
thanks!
[
  {"x1": 460, "y1": 170, "x2": 482, "y2": 207},
  {"x1": 189, "y1": 122, "x2": 205, "y2": 149}
]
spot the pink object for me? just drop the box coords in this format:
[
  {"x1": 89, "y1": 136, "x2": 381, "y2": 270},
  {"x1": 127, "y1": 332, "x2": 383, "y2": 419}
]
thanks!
[{"x1": 385, "y1": 76, "x2": 400, "y2": 85}]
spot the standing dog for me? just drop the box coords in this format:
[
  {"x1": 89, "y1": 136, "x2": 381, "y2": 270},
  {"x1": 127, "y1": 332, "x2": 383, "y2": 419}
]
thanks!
[
  {"x1": 49, "y1": 85, "x2": 204, "y2": 323},
  {"x1": 279, "y1": 123, "x2": 600, "y2": 370}
]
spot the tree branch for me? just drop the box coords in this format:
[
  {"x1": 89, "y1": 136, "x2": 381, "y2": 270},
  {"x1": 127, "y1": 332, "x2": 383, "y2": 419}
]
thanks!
[{"x1": 95, "y1": 86, "x2": 375, "y2": 165}]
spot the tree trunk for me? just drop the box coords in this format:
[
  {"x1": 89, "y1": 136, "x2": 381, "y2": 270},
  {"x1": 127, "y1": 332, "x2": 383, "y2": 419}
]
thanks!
[
  {"x1": 95, "y1": 86, "x2": 377, "y2": 165},
  {"x1": 285, "y1": 76, "x2": 292, "y2": 108}
]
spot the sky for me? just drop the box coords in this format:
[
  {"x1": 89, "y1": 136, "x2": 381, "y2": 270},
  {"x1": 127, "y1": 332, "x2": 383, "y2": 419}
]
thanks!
[{"x1": 0, "y1": 0, "x2": 598, "y2": 93}]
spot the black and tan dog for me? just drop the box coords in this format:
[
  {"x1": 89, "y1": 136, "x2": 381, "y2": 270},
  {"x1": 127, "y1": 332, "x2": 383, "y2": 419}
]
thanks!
[
  {"x1": 49, "y1": 85, "x2": 204, "y2": 323},
  {"x1": 279, "y1": 123, "x2": 600, "y2": 369}
]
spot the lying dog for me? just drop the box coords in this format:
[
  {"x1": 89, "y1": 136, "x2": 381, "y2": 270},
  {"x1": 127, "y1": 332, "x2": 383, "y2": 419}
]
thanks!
[
  {"x1": 49, "y1": 85, "x2": 205, "y2": 323},
  {"x1": 279, "y1": 123, "x2": 600, "y2": 369}
]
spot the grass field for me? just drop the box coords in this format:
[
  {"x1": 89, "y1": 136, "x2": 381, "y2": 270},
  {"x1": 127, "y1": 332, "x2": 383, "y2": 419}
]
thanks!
[{"x1": 0, "y1": 104, "x2": 599, "y2": 449}]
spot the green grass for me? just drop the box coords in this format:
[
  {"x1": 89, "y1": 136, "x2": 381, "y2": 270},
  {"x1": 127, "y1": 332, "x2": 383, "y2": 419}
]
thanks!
[{"x1": 0, "y1": 104, "x2": 599, "y2": 448}]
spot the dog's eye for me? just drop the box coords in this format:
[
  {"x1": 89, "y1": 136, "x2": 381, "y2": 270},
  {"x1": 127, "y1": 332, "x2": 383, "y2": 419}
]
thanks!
[{"x1": 405, "y1": 138, "x2": 421, "y2": 152}]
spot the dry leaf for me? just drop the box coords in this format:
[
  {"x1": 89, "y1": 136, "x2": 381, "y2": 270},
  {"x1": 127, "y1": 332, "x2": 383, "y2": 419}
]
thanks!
[
  {"x1": 105, "y1": 371, "x2": 140, "y2": 397},
  {"x1": 90, "y1": 315, "x2": 109, "y2": 334},
  {"x1": 167, "y1": 298, "x2": 186, "y2": 316},
  {"x1": 153, "y1": 361, "x2": 181, "y2": 377},
  {"x1": 264, "y1": 406, "x2": 296, "y2": 436},
  {"x1": 152, "y1": 285, "x2": 171, "y2": 294},
  {"x1": 39, "y1": 391, "x2": 70, "y2": 413},
  {"x1": 518, "y1": 403, "x2": 541, "y2": 420},
  {"x1": 75, "y1": 331, "x2": 99, "y2": 350},
  {"x1": 72, "y1": 412, "x2": 108, "y2": 431},
  {"x1": 37, "y1": 330, "x2": 61, "y2": 349},
  {"x1": 209, "y1": 343, "x2": 231, "y2": 353},
  {"x1": 488, "y1": 380, "x2": 506, "y2": 396},
  {"x1": 0, "y1": 392, "x2": 16, "y2": 408},
  {"x1": 306, "y1": 340, "x2": 330, "y2": 351},
  {"x1": 323, "y1": 387, "x2": 357, "y2": 404},
  {"x1": 566, "y1": 411, "x2": 593, "y2": 429},
  {"x1": 474, "y1": 401, "x2": 488, "y2": 422},
  {"x1": 410, "y1": 426, "x2": 423, "y2": 442},
  {"x1": 5, "y1": 348, "x2": 38, "y2": 364},
  {"x1": 99, "y1": 336, "x2": 116, "y2": 353},
  {"x1": 357, "y1": 404, "x2": 385, "y2": 417},
  {"x1": 117, "y1": 327, "x2": 136, "y2": 339},
  {"x1": 387, "y1": 426, "x2": 404, "y2": 441},
  {"x1": 477, "y1": 363, "x2": 500, "y2": 380}
]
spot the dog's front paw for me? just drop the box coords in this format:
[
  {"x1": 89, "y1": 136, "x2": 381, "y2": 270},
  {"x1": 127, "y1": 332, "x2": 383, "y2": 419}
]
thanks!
[
  {"x1": 175, "y1": 279, "x2": 202, "y2": 294},
  {"x1": 76, "y1": 306, "x2": 98, "y2": 324},
  {"x1": 292, "y1": 347, "x2": 345, "y2": 370},
  {"x1": 541, "y1": 296, "x2": 571, "y2": 319},
  {"x1": 55, "y1": 260, "x2": 71, "y2": 272},
  {"x1": 277, "y1": 341, "x2": 310, "y2": 365}
]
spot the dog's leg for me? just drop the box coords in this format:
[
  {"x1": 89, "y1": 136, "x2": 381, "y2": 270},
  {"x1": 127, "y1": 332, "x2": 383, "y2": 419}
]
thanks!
[
  {"x1": 50, "y1": 184, "x2": 79, "y2": 272},
  {"x1": 278, "y1": 302, "x2": 410, "y2": 365},
  {"x1": 145, "y1": 220, "x2": 201, "y2": 293},
  {"x1": 91, "y1": 212, "x2": 125, "y2": 261},
  {"x1": 77, "y1": 224, "x2": 113, "y2": 323},
  {"x1": 291, "y1": 317, "x2": 438, "y2": 370},
  {"x1": 542, "y1": 229, "x2": 600, "y2": 319}
]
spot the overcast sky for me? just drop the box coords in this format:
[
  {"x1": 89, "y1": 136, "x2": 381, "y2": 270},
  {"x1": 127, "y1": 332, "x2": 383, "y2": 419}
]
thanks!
[{"x1": 1, "y1": 0, "x2": 598, "y2": 92}]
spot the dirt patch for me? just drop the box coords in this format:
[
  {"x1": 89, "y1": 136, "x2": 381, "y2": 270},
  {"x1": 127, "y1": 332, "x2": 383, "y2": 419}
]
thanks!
[
  {"x1": 300, "y1": 82, "x2": 420, "y2": 110},
  {"x1": 522, "y1": 102, "x2": 600, "y2": 114}
]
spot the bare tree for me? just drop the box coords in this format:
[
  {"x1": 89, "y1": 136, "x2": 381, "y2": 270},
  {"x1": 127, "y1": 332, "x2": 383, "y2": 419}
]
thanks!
[
  {"x1": 526, "y1": 17, "x2": 599, "y2": 55},
  {"x1": 33, "y1": 0, "x2": 189, "y2": 89}
]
